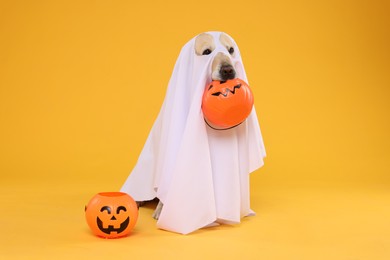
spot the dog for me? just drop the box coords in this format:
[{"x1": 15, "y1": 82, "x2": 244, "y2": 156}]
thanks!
[
  {"x1": 150, "y1": 32, "x2": 238, "y2": 220},
  {"x1": 122, "y1": 31, "x2": 265, "y2": 234}
]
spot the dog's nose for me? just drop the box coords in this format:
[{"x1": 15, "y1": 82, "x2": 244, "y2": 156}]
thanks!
[{"x1": 220, "y1": 64, "x2": 236, "y2": 81}]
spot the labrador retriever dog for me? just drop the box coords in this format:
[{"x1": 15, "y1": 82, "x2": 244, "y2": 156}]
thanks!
[{"x1": 150, "y1": 32, "x2": 238, "y2": 220}]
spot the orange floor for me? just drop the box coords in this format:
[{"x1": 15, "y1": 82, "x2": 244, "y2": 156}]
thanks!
[{"x1": 1, "y1": 179, "x2": 389, "y2": 259}]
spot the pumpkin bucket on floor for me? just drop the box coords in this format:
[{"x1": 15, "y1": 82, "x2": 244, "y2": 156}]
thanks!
[{"x1": 85, "y1": 192, "x2": 138, "y2": 238}]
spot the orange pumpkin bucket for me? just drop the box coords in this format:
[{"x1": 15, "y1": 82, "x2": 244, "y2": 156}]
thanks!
[
  {"x1": 85, "y1": 192, "x2": 138, "y2": 238},
  {"x1": 202, "y1": 78, "x2": 254, "y2": 130}
]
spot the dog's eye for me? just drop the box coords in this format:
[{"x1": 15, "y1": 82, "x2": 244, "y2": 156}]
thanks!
[
  {"x1": 228, "y1": 47, "x2": 234, "y2": 55},
  {"x1": 202, "y1": 49, "x2": 212, "y2": 55}
]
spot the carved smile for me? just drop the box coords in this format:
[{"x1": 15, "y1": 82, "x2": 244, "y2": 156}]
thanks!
[
  {"x1": 96, "y1": 217, "x2": 130, "y2": 234},
  {"x1": 211, "y1": 83, "x2": 241, "y2": 97}
]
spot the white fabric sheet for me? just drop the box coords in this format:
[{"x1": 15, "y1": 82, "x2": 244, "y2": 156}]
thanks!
[{"x1": 121, "y1": 31, "x2": 266, "y2": 234}]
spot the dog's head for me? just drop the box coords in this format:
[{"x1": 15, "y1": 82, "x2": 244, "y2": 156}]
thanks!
[{"x1": 194, "y1": 32, "x2": 238, "y2": 81}]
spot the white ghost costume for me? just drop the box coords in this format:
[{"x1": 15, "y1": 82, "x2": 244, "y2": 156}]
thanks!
[{"x1": 121, "y1": 31, "x2": 266, "y2": 234}]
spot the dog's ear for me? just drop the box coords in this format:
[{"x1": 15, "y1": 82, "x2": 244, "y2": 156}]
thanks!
[{"x1": 195, "y1": 33, "x2": 215, "y2": 56}]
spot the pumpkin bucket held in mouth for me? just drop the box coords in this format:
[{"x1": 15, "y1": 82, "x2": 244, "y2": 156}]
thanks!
[
  {"x1": 202, "y1": 78, "x2": 254, "y2": 130},
  {"x1": 85, "y1": 192, "x2": 138, "y2": 238}
]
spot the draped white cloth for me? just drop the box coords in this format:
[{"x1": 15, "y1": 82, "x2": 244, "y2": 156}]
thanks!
[{"x1": 121, "y1": 31, "x2": 266, "y2": 234}]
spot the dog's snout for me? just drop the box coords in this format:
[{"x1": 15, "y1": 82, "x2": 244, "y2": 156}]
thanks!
[
  {"x1": 211, "y1": 52, "x2": 237, "y2": 81},
  {"x1": 220, "y1": 64, "x2": 236, "y2": 81}
]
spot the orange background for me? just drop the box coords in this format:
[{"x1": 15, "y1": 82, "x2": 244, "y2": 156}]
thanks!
[{"x1": 0, "y1": 0, "x2": 389, "y2": 259}]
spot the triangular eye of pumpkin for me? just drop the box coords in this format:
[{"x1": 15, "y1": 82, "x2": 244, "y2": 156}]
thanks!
[{"x1": 202, "y1": 78, "x2": 254, "y2": 130}]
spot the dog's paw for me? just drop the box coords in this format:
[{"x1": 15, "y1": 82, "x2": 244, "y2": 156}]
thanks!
[
  {"x1": 152, "y1": 201, "x2": 163, "y2": 220},
  {"x1": 136, "y1": 201, "x2": 146, "y2": 208}
]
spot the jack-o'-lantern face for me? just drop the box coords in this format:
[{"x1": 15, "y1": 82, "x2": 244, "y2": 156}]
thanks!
[
  {"x1": 202, "y1": 78, "x2": 254, "y2": 130},
  {"x1": 96, "y1": 205, "x2": 129, "y2": 235},
  {"x1": 85, "y1": 192, "x2": 138, "y2": 238}
]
